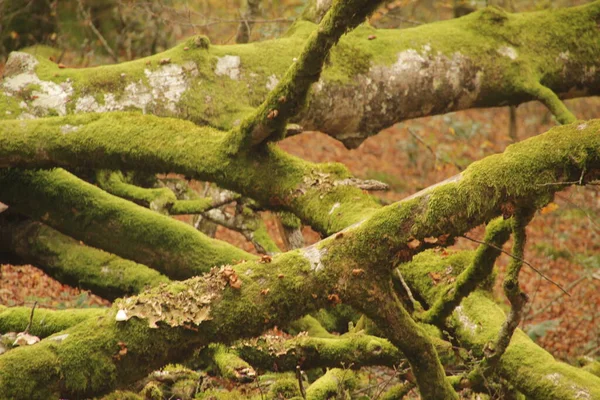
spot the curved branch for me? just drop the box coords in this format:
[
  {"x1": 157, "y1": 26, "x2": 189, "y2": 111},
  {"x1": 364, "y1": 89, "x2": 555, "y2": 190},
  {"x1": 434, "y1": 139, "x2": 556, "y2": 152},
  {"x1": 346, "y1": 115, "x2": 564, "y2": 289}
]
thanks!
[
  {"x1": 399, "y1": 252, "x2": 600, "y2": 400},
  {"x1": 234, "y1": 0, "x2": 383, "y2": 147},
  {"x1": 0, "y1": 218, "x2": 168, "y2": 300},
  {"x1": 0, "y1": 168, "x2": 254, "y2": 280}
]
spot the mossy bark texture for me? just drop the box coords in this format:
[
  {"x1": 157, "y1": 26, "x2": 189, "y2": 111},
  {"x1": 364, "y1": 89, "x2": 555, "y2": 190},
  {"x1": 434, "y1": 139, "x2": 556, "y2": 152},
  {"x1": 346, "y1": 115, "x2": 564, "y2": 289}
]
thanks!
[
  {"x1": 1, "y1": 3, "x2": 597, "y2": 147},
  {"x1": 1, "y1": 0, "x2": 599, "y2": 399}
]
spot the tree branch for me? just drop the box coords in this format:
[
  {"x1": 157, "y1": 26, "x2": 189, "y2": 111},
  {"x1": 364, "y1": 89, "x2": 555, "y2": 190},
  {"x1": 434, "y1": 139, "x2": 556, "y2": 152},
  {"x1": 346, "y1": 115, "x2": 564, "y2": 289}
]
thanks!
[
  {"x1": 0, "y1": 218, "x2": 168, "y2": 300},
  {"x1": 0, "y1": 168, "x2": 254, "y2": 280},
  {"x1": 3, "y1": 3, "x2": 598, "y2": 147}
]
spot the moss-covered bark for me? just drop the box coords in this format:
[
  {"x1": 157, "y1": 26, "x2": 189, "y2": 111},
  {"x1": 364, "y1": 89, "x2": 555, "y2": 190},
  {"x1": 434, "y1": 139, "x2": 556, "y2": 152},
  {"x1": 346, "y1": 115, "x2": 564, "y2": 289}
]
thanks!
[
  {"x1": 304, "y1": 368, "x2": 357, "y2": 400},
  {"x1": 233, "y1": 332, "x2": 404, "y2": 371},
  {"x1": 1, "y1": 117, "x2": 598, "y2": 398},
  {"x1": 2, "y1": 3, "x2": 598, "y2": 147},
  {"x1": 0, "y1": 218, "x2": 168, "y2": 300},
  {"x1": 0, "y1": 112, "x2": 381, "y2": 235},
  {"x1": 421, "y1": 217, "x2": 511, "y2": 325},
  {"x1": 399, "y1": 251, "x2": 600, "y2": 400},
  {"x1": 3, "y1": 116, "x2": 600, "y2": 241},
  {"x1": 0, "y1": 168, "x2": 254, "y2": 280},
  {"x1": 0, "y1": 306, "x2": 105, "y2": 338},
  {"x1": 0, "y1": 249, "x2": 334, "y2": 399}
]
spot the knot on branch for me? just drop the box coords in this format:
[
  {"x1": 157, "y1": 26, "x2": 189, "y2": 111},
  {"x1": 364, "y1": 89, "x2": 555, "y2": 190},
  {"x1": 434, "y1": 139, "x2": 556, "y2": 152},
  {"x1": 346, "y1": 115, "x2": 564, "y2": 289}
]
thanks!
[{"x1": 190, "y1": 35, "x2": 211, "y2": 50}]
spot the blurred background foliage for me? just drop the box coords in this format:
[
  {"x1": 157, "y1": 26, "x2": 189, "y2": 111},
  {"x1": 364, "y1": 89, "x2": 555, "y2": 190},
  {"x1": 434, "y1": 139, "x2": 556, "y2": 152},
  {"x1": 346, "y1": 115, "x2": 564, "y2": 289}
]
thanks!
[{"x1": 1, "y1": 0, "x2": 594, "y2": 62}]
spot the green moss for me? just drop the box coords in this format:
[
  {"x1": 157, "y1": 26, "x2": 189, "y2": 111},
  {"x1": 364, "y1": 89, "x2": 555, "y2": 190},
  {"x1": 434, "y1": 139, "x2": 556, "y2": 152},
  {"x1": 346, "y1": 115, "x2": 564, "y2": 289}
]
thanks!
[
  {"x1": 458, "y1": 292, "x2": 600, "y2": 399},
  {"x1": 305, "y1": 368, "x2": 357, "y2": 399},
  {"x1": 171, "y1": 379, "x2": 198, "y2": 399},
  {"x1": 95, "y1": 170, "x2": 177, "y2": 212},
  {"x1": 0, "y1": 167, "x2": 253, "y2": 280},
  {"x1": 251, "y1": 222, "x2": 281, "y2": 254},
  {"x1": 140, "y1": 382, "x2": 163, "y2": 400},
  {"x1": 0, "y1": 306, "x2": 105, "y2": 338},
  {"x1": 210, "y1": 344, "x2": 252, "y2": 380},
  {"x1": 101, "y1": 391, "x2": 143, "y2": 400},
  {"x1": 268, "y1": 376, "x2": 302, "y2": 399},
  {"x1": 9, "y1": 220, "x2": 168, "y2": 300},
  {"x1": 289, "y1": 315, "x2": 335, "y2": 338},
  {"x1": 322, "y1": 41, "x2": 372, "y2": 84},
  {"x1": 197, "y1": 389, "x2": 262, "y2": 400},
  {"x1": 278, "y1": 211, "x2": 302, "y2": 229},
  {"x1": 169, "y1": 198, "x2": 214, "y2": 214}
]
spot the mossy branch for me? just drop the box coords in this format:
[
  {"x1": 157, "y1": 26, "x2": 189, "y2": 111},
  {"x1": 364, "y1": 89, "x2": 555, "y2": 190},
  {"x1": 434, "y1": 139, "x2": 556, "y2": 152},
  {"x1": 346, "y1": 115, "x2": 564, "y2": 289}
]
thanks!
[
  {"x1": 304, "y1": 368, "x2": 357, "y2": 400},
  {"x1": 0, "y1": 112, "x2": 381, "y2": 235},
  {"x1": 0, "y1": 168, "x2": 254, "y2": 280},
  {"x1": 0, "y1": 121, "x2": 599, "y2": 398},
  {"x1": 522, "y1": 81, "x2": 577, "y2": 125},
  {"x1": 95, "y1": 170, "x2": 177, "y2": 212},
  {"x1": 206, "y1": 344, "x2": 256, "y2": 382},
  {"x1": 96, "y1": 170, "x2": 233, "y2": 215},
  {"x1": 3, "y1": 3, "x2": 599, "y2": 147},
  {"x1": 0, "y1": 305, "x2": 105, "y2": 339},
  {"x1": 233, "y1": 331, "x2": 420, "y2": 372},
  {"x1": 399, "y1": 252, "x2": 600, "y2": 400},
  {"x1": 483, "y1": 209, "x2": 534, "y2": 369},
  {"x1": 235, "y1": 0, "x2": 383, "y2": 147},
  {"x1": 202, "y1": 205, "x2": 281, "y2": 254},
  {"x1": 420, "y1": 217, "x2": 511, "y2": 326},
  {"x1": 0, "y1": 218, "x2": 169, "y2": 300},
  {"x1": 351, "y1": 283, "x2": 459, "y2": 400}
]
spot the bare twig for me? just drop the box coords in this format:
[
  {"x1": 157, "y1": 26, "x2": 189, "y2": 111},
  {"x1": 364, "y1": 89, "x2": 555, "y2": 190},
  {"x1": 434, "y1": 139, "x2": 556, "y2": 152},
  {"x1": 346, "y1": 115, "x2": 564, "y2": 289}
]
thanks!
[
  {"x1": 536, "y1": 167, "x2": 586, "y2": 187},
  {"x1": 236, "y1": 0, "x2": 262, "y2": 44},
  {"x1": 24, "y1": 301, "x2": 37, "y2": 334},
  {"x1": 407, "y1": 128, "x2": 437, "y2": 162},
  {"x1": 394, "y1": 269, "x2": 422, "y2": 312},
  {"x1": 296, "y1": 365, "x2": 306, "y2": 399},
  {"x1": 77, "y1": 0, "x2": 119, "y2": 63},
  {"x1": 484, "y1": 210, "x2": 532, "y2": 368},
  {"x1": 525, "y1": 274, "x2": 589, "y2": 321},
  {"x1": 335, "y1": 178, "x2": 389, "y2": 191}
]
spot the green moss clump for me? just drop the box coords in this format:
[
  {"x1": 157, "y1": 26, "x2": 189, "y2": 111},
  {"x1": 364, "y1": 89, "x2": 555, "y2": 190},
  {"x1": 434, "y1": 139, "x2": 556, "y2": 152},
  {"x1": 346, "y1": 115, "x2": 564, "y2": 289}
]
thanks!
[
  {"x1": 268, "y1": 376, "x2": 301, "y2": 399},
  {"x1": 0, "y1": 306, "x2": 105, "y2": 338}
]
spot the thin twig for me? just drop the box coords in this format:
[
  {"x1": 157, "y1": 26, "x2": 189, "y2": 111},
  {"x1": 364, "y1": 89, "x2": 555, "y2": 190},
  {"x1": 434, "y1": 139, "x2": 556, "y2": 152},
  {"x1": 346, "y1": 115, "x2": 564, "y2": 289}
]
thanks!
[
  {"x1": 395, "y1": 269, "x2": 421, "y2": 310},
  {"x1": 386, "y1": 15, "x2": 424, "y2": 25},
  {"x1": 296, "y1": 365, "x2": 306, "y2": 399},
  {"x1": 536, "y1": 167, "x2": 587, "y2": 187},
  {"x1": 78, "y1": 0, "x2": 119, "y2": 63},
  {"x1": 556, "y1": 193, "x2": 600, "y2": 232},
  {"x1": 24, "y1": 301, "x2": 37, "y2": 334},
  {"x1": 526, "y1": 274, "x2": 589, "y2": 321},
  {"x1": 461, "y1": 234, "x2": 570, "y2": 296},
  {"x1": 407, "y1": 128, "x2": 437, "y2": 163},
  {"x1": 254, "y1": 372, "x2": 264, "y2": 400}
]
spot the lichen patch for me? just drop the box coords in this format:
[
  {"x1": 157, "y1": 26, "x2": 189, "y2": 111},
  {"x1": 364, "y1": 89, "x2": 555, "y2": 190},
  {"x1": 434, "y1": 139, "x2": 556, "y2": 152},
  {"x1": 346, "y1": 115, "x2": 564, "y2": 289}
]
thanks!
[
  {"x1": 2, "y1": 52, "x2": 73, "y2": 117},
  {"x1": 455, "y1": 305, "x2": 478, "y2": 335},
  {"x1": 215, "y1": 55, "x2": 241, "y2": 80},
  {"x1": 266, "y1": 74, "x2": 279, "y2": 91},
  {"x1": 75, "y1": 63, "x2": 192, "y2": 114},
  {"x1": 303, "y1": 245, "x2": 327, "y2": 272},
  {"x1": 115, "y1": 266, "x2": 233, "y2": 328},
  {"x1": 60, "y1": 124, "x2": 79, "y2": 134},
  {"x1": 302, "y1": 47, "x2": 482, "y2": 148},
  {"x1": 497, "y1": 46, "x2": 518, "y2": 60}
]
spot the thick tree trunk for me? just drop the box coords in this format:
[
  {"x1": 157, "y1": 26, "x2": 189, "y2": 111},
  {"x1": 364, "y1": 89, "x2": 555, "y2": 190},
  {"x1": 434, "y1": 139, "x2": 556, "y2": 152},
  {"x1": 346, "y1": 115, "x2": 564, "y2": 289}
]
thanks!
[{"x1": 1, "y1": 3, "x2": 598, "y2": 147}]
